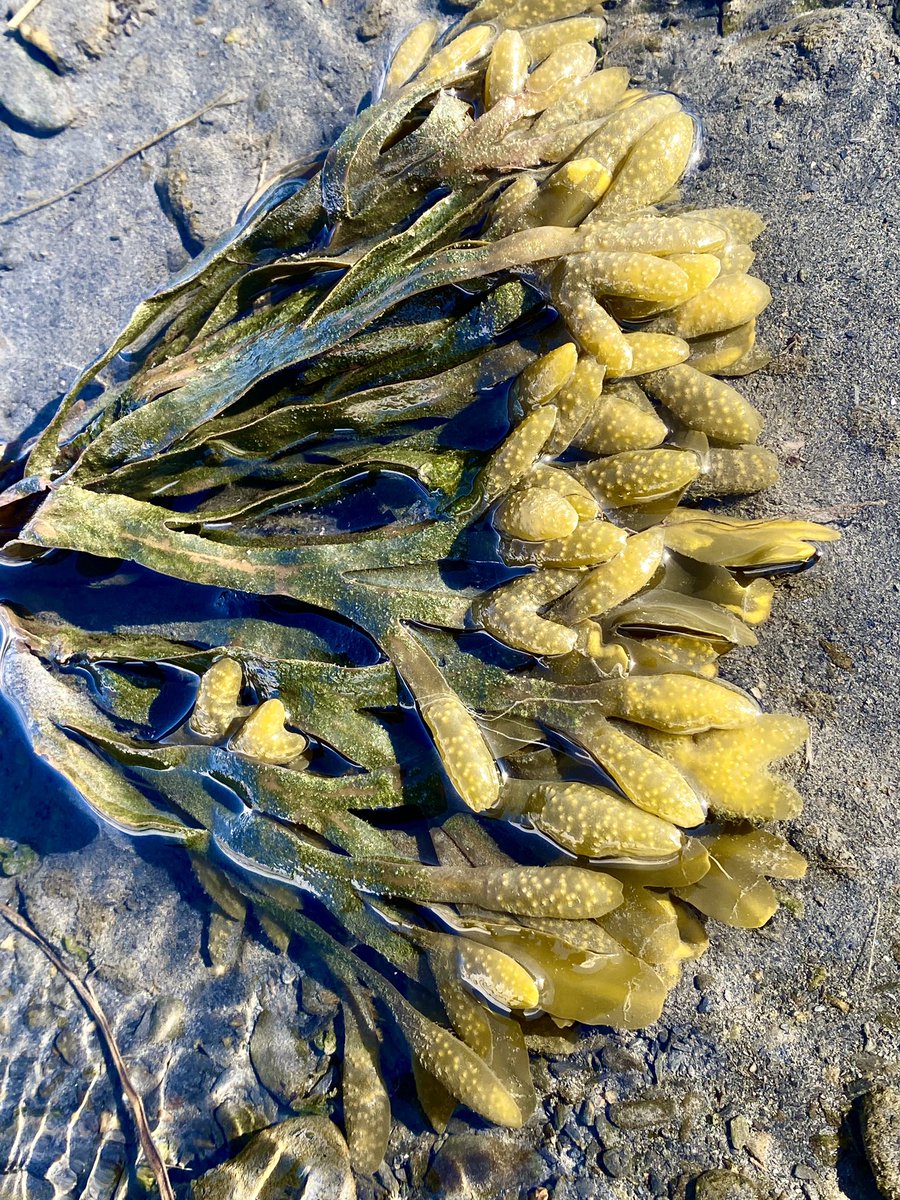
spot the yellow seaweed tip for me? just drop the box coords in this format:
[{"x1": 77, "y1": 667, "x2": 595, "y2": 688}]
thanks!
[{"x1": 230, "y1": 698, "x2": 308, "y2": 766}]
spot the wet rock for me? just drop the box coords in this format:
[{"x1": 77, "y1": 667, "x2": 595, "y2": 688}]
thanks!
[
  {"x1": 192, "y1": 1115, "x2": 355, "y2": 1200},
  {"x1": 601, "y1": 1147, "x2": 634, "y2": 1179},
  {"x1": 0, "y1": 242, "x2": 23, "y2": 271},
  {"x1": 574, "y1": 1177, "x2": 608, "y2": 1200},
  {"x1": 45, "y1": 1161, "x2": 77, "y2": 1193},
  {"x1": 551, "y1": 1100, "x2": 573, "y2": 1131},
  {"x1": 143, "y1": 995, "x2": 186, "y2": 1043},
  {"x1": 207, "y1": 911, "x2": 243, "y2": 973},
  {"x1": 600, "y1": 1043, "x2": 648, "y2": 1075},
  {"x1": 0, "y1": 41, "x2": 74, "y2": 134},
  {"x1": 0, "y1": 1171, "x2": 54, "y2": 1199},
  {"x1": 0, "y1": 837, "x2": 37, "y2": 876},
  {"x1": 405, "y1": 1140, "x2": 435, "y2": 1192},
  {"x1": 728, "y1": 1114, "x2": 751, "y2": 1151},
  {"x1": 358, "y1": 0, "x2": 393, "y2": 42},
  {"x1": 249, "y1": 1008, "x2": 319, "y2": 1109},
  {"x1": 24, "y1": 1002, "x2": 54, "y2": 1029},
  {"x1": 648, "y1": 1169, "x2": 668, "y2": 1196},
  {"x1": 861, "y1": 1085, "x2": 900, "y2": 1200},
  {"x1": 694, "y1": 1169, "x2": 764, "y2": 1200},
  {"x1": 608, "y1": 1093, "x2": 677, "y2": 1132},
  {"x1": 299, "y1": 973, "x2": 340, "y2": 1019},
  {"x1": 792, "y1": 1165, "x2": 821, "y2": 1185},
  {"x1": 109, "y1": 0, "x2": 156, "y2": 39},
  {"x1": 425, "y1": 1133, "x2": 544, "y2": 1199},
  {"x1": 214, "y1": 1100, "x2": 270, "y2": 1143},
  {"x1": 157, "y1": 132, "x2": 267, "y2": 248},
  {"x1": 36, "y1": 1063, "x2": 67, "y2": 1102},
  {"x1": 16, "y1": 0, "x2": 111, "y2": 72},
  {"x1": 53, "y1": 1027, "x2": 79, "y2": 1065}
]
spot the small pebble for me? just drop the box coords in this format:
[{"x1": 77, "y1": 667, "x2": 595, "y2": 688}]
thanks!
[
  {"x1": 608, "y1": 1094, "x2": 677, "y2": 1132},
  {"x1": 694, "y1": 1168, "x2": 763, "y2": 1200},
  {"x1": 0, "y1": 40, "x2": 74, "y2": 133},
  {"x1": 601, "y1": 1148, "x2": 633, "y2": 1178}
]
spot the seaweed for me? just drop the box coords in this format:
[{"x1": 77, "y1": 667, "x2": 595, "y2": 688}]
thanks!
[{"x1": 0, "y1": 0, "x2": 839, "y2": 1181}]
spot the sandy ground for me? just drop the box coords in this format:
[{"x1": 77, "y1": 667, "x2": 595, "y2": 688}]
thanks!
[{"x1": 0, "y1": 0, "x2": 898, "y2": 1197}]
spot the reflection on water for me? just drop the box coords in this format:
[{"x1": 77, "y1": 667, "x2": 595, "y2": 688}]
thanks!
[
  {"x1": 0, "y1": 556, "x2": 365, "y2": 1196},
  {"x1": 0, "y1": 716, "x2": 343, "y2": 1198}
]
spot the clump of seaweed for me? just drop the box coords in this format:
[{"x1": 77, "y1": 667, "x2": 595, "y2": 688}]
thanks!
[{"x1": 0, "y1": 0, "x2": 837, "y2": 1177}]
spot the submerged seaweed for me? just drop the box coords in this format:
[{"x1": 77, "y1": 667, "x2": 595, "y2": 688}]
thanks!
[{"x1": 0, "y1": 0, "x2": 838, "y2": 1180}]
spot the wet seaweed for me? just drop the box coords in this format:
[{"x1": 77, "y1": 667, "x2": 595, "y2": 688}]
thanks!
[{"x1": 0, "y1": 0, "x2": 839, "y2": 1180}]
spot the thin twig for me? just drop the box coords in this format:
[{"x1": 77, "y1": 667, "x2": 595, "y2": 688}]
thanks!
[
  {"x1": 6, "y1": 0, "x2": 45, "y2": 31},
  {"x1": 862, "y1": 895, "x2": 881, "y2": 997},
  {"x1": 0, "y1": 93, "x2": 243, "y2": 226},
  {"x1": 0, "y1": 899, "x2": 176, "y2": 1200},
  {"x1": 799, "y1": 499, "x2": 887, "y2": 524}
]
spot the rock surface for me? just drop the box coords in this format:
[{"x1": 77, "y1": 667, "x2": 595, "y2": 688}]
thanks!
[
  {"x1": 694, "y1": 1169, "x2": 765, "y2": 1200},
  {"x1": 0, "y1": 38, "x2": 75, "y2": 134},
  {"x1": 192, "y1": 1114, "x2": 355, "y2": 1200},
  {"x1": 15, "y1": 0, "x2": 111, "y2": 73},
  {"x1": 861, "y1": 1086, "x2": 900, "y2": 1200},
  {"x1": 249, "y1": 1008, "x2": 322, "y2": 1109},
  {"x1": 0, "y1": 1, "x2": 898, "y2": 1199}
]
